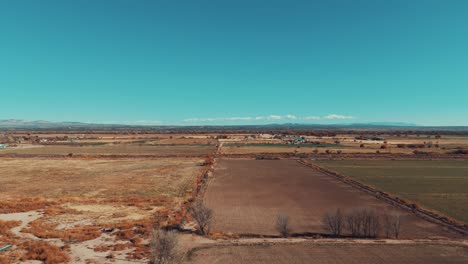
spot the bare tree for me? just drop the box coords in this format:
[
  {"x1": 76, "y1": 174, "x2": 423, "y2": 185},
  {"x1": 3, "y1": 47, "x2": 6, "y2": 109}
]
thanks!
[
  {"x1": 382, "y1": 212, "x2": 392, "y2": 238},
  {"x1": 149, "y1": 228, "x2": 179, "y2": 264},
  {"x1": 190, "y1": 200, "x2": 213, "y2": 235},
  {"x1": 392, "y1": 213, "x2": 401, "y2": 239},
  {"x1": 346, "y1": 209, "x2": 361, "y2": 237},
  {"x1": 322, "y1": 208, "x2": 343, "y2": 237},
  {"x1": 275, "y1": 213, "x2": 291, "y2": 238},
  {"x1": 345, "y1": 208, "x2": 380, "y2": 238},
  {"x1": 382, "y1": 212, "x2": 402, "y2": 239}
]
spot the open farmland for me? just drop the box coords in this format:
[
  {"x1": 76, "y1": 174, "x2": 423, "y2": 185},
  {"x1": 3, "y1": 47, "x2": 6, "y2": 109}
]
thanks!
[
  {"x1": 314, "y1": 160, "x2": 468, "y2": 224},
  {"x1": 0, "y1": 158, "x2": 205, "y2": 199},
  {"x1": 0, "y1": 157, "x2": 208, "y2": 263},
  {"x1": 221, "y1": 144, "x2": 385, "y2": 155},
  {"x1": 204, "y1": 159, "x2": 458, "y2": 238},
  {"x1": 186, "y1": 241, "x2": 468, "y2": 264},
  {"x1": 0, "y1": 144, "x2": 216, "y2": 156}
]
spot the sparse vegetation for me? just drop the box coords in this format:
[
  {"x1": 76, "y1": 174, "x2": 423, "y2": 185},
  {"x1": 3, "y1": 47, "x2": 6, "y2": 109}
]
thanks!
[
  {"x1": 275, "y1": 213, "x2": 291, "y2": 238},
  {"x1": 149, "y1": 228, "x2": 179, "y2": 264},
  {"x1": 323, "y1": 208, "x2": 400, "y2": 238},
  {"x1": 190, "y1": 200, "x2": 213, "y2": 235},
  {"x1": 382, "y1": 212, "x2": 401, "y2": 239},
  {"x1": 322, "y1": 209, "x2": 343, "y2": 237},
  {"x1": 20, "y1": 241, "x2": 70, "y2": 264}
]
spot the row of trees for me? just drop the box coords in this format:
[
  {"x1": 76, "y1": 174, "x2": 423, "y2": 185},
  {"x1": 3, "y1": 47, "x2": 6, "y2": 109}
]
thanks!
[
  {"x1": 150, "y1": 203, "x2": 404, "y2": 264},
  {"x1": 275, "y1": 208, "x2": 402, "y2": 239},
  {"x1": 323, "y1": 208, "x2": 401, "y2": 238}
]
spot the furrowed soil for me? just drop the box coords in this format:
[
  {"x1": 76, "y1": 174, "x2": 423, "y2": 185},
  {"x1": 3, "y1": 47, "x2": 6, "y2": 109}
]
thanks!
[
  {"x1": 186, "y1": 242, "x2": 468, "y2": 264},
  {"x1": 314, "y1": 160, "x2": 468, "y2": 224},
  {"x1": 204, "y1": 159, "x2": 460, "y2": 238}
]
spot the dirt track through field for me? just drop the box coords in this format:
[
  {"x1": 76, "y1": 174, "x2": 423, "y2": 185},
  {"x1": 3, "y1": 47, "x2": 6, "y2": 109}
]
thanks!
[
  {"x1": 204, "y1": 159, "x2": 460, "y2": 238},
  {"x1": 186, "y1": 241, "x2": 468, "y2": 264}
]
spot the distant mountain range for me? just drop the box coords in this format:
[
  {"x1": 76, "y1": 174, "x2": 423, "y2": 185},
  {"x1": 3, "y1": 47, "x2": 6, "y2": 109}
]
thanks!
[
  {"x1": 0, "y1": 119, "x2": 124, "y2": 129},
  {"x1": 0, "y1": 119, "x2": 467, "y2": 131}
]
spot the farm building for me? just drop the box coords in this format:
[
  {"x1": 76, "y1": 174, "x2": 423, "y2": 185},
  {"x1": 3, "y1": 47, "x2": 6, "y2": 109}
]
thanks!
[{"x1": 0, "y1": 144, "x2": 7, "y2": 149}]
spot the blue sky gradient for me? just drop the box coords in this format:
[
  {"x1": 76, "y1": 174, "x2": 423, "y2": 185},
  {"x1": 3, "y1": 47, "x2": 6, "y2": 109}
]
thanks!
[{"x1": 1, "y1": 1, "x2": 467, "y2": 125}]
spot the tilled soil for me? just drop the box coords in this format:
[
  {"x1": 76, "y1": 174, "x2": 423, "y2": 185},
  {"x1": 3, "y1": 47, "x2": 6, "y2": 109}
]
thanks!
[{"x1": 204, "y1": 159, "x2": 461, "y2": 238}]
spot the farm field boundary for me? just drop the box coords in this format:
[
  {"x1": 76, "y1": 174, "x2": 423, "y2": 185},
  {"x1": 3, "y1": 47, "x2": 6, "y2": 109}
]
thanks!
[
  {"x1": 218, "y1": 153, "x2": 468, "y2": 160},
  {"x1": 185, "y1": 239, "x2": 468, "y2": 264}
]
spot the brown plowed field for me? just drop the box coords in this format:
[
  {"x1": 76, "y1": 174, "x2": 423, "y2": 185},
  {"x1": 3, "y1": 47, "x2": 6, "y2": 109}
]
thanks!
[
  {"x1": 204, "y1": 159, "x2": 460, "y2": 238},
  {"x1": 186, "y1": 242, "x2": 468, "y2": 264}
]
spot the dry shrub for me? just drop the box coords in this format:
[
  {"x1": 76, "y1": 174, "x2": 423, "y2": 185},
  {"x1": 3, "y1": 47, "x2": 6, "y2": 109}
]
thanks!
[
  {"x1": 23, "y1": 219, "x2": 100, "y2": 242},
  {"x1": 149, "y1": 228, "x2": 179, "y2": 264},
  {"x1": 275, "y1": 213, "x2": 291, "y2": 238},
  {"x1": 322, "y1": 209, "x2": 343, "y2": 237},
  {"x1": 0, "y1": 220, "x2": 21, "y2": 238},
  {"x1": 0, "y1": 198, "x2": 57, "y2": 213},
  {"x1": 190, "y1": 200, "x2": 213, "y2": 235},
  {"x1": 345, "y1": 208, "x2": 380, "y2": 238},
  {"x1": 113, "y1": 218, "x2": 153, "y2": 240},
  {"x1": 94, "y1": 243, "x2": 130, "y2": 252},
  {"x1": 0, "y1": 256, "x2": 10, "y2": 264},
  {"x1": 382, "y1": 212, "x2": 402, "y2": 239},
  {"x1": 450, "y1": 149, "x2": 468, "y2": 155},
  {"x1": 20, "y1": 241, "x2": 70, "y2": 264},
  {"x1": 111, "y1": 218, "x2": 155, "y2": 260}
]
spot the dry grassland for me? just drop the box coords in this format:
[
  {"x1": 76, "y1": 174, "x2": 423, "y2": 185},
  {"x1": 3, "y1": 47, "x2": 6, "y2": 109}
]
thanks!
[
  {"x1": 0, "y1": 157, "x2": 207, "y2": 263},
  {"x1": 0, "y1": 144, "x2": 216, "y2": 156}
]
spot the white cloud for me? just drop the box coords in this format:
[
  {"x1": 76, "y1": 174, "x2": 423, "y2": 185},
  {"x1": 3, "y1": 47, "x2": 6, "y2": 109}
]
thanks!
[
  {"x1": 98, "y1": 120, "x2": 162, "y2": 125},
  {"x1": 323, "y1": 114, "x2": 354, "y2": 120},
  {"x1": 304, "y1": 116, "x2": 320, "y2": 120},
  {"x1": 267, "y1": 115, "x2": 282, "y2": 120},
  {"x1": 182, "y1": 114, "x2": 355, "y2": 123}
]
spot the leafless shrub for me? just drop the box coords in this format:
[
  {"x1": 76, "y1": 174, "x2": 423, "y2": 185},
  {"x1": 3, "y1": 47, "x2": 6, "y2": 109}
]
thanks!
[
  {"x1": 149, "y1": 228, "x2": 179, "y2": 264},
  {"x1": 275, "y1": 213, "x2": 291, "y2": 238},
  {"x1": 345, "y1": 208, "x2": 380, "y2": 238},
  {"x1": 322, "y1": 208, "x2": 343, "y2": 236},
  {"x1": 391, "y1": 213, "x2": 401, "y2": 238},
  {"x1": 345, "y1": 209, "x2": 362, "y2": 237},
  {"x1": 383, "y1": 212, "x2": 401, "y2": 239},
  {"x1": 190, "y1": 200, "x2": 213, "y2": 235},
  {"x1": 364, "y1": 209, "x2": 381, "y2": 238}
]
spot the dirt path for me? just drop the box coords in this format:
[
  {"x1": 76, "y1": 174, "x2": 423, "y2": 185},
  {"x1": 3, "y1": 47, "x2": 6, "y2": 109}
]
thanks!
[{"x1": 185, "y1": 238, "x2": 468, "y2": 264}]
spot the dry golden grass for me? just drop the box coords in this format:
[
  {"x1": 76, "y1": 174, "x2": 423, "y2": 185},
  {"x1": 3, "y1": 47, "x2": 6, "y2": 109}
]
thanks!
[
  {"x1": 19, "y1": 241, "x2": 70, "y2": 264},
  {"x1": 0, "y1": 144, "x2": 216, "y2": 155},
  {"x1": 0, "y1": 158, "x2": 205, "y2": 199},
  {"x1": 23, "y1": 218, "x2": 101, "y2": 242}
]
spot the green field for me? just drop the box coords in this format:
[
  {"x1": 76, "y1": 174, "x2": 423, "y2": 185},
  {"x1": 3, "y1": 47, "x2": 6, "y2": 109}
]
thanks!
[
  {"x1": 226, "y1": 143, "x2": 344, "y2": 148},
  {"x1": 314, "y1": 160, "x2": 468, "y2": 224}
]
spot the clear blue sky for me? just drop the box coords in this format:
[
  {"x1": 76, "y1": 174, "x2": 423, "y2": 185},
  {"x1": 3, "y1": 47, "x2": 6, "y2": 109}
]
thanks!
[{"x1": 1, "y1": 0, "x2": 467, "y2": 126}]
